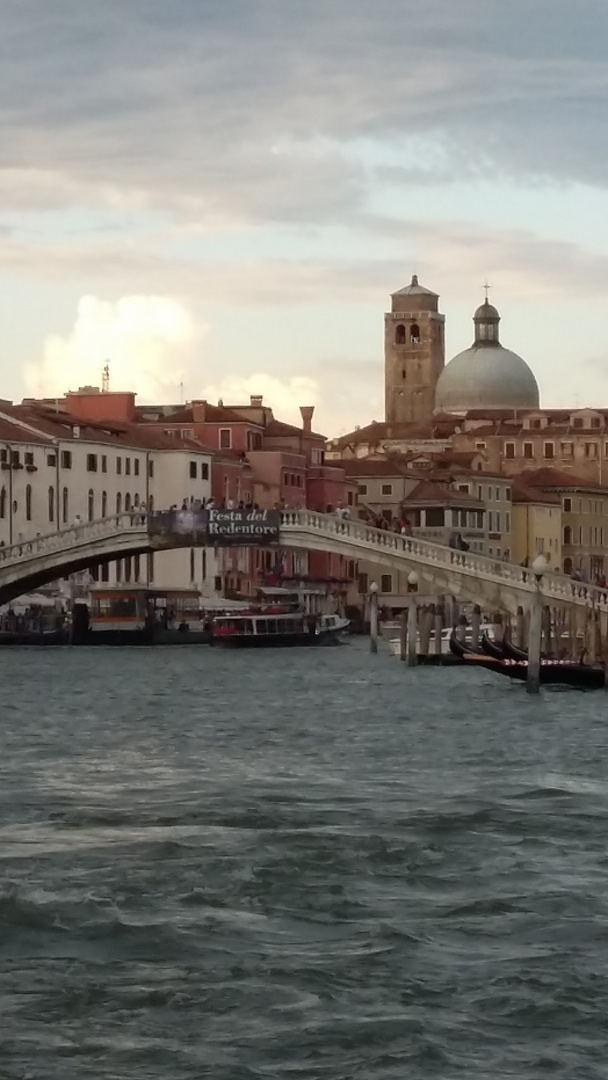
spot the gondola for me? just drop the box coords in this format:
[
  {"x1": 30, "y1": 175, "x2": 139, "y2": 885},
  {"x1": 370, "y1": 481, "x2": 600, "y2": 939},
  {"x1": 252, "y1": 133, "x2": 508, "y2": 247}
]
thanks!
[
  {"x1": 479, "y1": 631, "x2": 506, "y2": 660},
  {"x1": 450, "y1": 631, "x2": 605, "y2": 689},
  {"x1": 501, "y1": 636, "x2": 528, "y2": 662}
]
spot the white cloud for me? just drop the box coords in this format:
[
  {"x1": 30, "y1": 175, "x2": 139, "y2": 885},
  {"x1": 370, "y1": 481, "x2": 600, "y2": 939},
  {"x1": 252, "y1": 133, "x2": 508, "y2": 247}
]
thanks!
[
  {"x1": 25, "y1": 295, "x2": 207, "y2": 401},
  {"x1": 200, "y1": 372, "x2": 319, "y2": 428}
]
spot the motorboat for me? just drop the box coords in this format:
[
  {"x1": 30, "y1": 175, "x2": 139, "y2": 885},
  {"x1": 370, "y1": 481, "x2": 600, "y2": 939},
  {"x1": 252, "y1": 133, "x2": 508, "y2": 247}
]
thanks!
[{"x1": 211, "y1": 608, "x2": 350, "y2": 647}]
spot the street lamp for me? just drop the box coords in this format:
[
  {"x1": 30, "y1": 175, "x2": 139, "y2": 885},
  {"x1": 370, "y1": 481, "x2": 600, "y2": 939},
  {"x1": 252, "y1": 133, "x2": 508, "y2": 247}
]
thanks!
[
  {"x1": 406, "y1": 570, "x2": 419, "y2": 666},
  {"x1": 369, "y1": 581, "x2": 379, "y2": 654},
  {"x1": 527, "y1": 553, "x2": 547, "y2": 694},
  {"x1": 532, "y1": 553, "x2": 548, "y2": 581}
]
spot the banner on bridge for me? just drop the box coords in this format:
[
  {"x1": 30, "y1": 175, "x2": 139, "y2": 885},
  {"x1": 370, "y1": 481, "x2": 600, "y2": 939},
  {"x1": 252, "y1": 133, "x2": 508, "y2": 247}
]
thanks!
[{"x1": 148, "y1": 508, "x2": 281, "y2": 547}]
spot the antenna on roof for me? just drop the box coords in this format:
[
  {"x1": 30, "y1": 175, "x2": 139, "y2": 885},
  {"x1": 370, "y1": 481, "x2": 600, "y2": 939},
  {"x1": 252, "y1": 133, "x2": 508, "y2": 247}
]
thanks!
[
  {"x1": 180, "y1": 381, "x2": 184, "y2": 404},
  {"x1": 102, "y1": 362, "x2": 110, "y2": 393}
]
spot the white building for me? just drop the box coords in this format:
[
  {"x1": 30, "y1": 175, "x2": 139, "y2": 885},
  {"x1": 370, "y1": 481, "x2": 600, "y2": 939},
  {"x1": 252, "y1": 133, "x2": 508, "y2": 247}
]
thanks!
[{"x1": 0, "y1": 402, "x2": 221, "y2": 599}]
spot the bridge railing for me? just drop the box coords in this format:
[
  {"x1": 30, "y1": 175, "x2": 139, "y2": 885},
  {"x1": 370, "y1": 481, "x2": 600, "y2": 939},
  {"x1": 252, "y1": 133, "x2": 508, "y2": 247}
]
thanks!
[
  {"x1": 0, "y1": 512, "x2": 146, "y2": 566},
  {"x1": 1, "y1": 508, "x2": 606, "y2": 612},
  {"x1": 281, "y1": 510, "x2": 608, "y2": 611}
]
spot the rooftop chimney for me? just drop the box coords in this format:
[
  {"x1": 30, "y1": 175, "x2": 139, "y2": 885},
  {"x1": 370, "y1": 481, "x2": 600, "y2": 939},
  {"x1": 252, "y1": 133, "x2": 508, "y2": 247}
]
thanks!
[
  {"x1": 250, "y1": 394, "x2": 263, "y2": 407},
  {"x1": 300, "y1": 405, "x2": 315, "y2": 433}
]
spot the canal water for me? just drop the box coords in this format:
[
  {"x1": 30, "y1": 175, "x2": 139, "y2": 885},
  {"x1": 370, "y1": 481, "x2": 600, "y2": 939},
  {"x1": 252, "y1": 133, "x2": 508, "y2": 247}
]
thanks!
[{"x1": 1, "y1": 640, "x2": 608, "y2": 1079}]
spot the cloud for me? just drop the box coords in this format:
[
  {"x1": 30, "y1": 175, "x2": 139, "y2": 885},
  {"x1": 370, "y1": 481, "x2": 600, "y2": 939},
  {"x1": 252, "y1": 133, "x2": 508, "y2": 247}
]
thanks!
[
  {"x1": 1, "y1": 0, "x2": 608, "y2": 227},
  {"x1": 25, "y1": 295, "x2": 207, "y2": 401},
  {"x1": 200, "y1": 372, "x2": 319, "y2": 429}
]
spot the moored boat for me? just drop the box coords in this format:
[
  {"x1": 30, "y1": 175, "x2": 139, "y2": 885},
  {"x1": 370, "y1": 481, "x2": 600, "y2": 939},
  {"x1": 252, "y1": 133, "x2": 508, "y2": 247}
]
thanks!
[{"x1": 212, "y1": 608, "x2": 350, "y2": 647}]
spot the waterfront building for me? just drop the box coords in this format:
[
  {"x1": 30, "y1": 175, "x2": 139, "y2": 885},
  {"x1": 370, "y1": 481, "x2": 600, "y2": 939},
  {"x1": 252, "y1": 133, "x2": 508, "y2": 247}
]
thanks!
[{"x1": 510, "y1": 480, "x2": 562, "y2": 568}]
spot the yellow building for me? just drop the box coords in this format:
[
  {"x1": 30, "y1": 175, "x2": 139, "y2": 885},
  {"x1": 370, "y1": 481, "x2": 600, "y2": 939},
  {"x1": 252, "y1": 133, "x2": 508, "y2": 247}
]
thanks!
[{"x1": 511, "y1": 480, "x2": 562, "y2": 568}]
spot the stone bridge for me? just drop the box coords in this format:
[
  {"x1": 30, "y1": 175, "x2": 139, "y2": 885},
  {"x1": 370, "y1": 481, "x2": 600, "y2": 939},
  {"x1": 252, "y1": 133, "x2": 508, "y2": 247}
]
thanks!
[{"x1": 0, "y1": 509, "x2": 604, "y2": 616}]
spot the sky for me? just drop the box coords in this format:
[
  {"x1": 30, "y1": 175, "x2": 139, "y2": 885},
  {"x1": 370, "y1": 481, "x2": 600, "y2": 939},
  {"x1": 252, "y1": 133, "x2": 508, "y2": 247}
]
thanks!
[{"x1": 3, "y1": 0, "x2": 608, "y2": 436}]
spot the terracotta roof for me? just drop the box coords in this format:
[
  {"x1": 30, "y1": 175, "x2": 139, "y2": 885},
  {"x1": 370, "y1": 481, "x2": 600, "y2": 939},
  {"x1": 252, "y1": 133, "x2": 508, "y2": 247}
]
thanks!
[
  {"x1": 405, "y1": 480, "x2": 483, "y2": 506},
  {"x1": 511, "y1": 480, "x2": 561, "y2": 506},
  {"x1": 516, "y1": 467, "x2": 607, "y2": 492},
  {"x1": 264, "y1": 419, "x2": 326, "y2": 440},
  {"x1": 341, "y1": 458, "x2": 425, "y2": 478}
]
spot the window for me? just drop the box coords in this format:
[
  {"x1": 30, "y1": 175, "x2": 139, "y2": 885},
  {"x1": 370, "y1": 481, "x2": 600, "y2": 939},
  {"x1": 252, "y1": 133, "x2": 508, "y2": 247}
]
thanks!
[
  {"x1": 530, "y1": 418, "x2": 542, "y2": 429},
  {"x1": 219, "y1": 429, "x2": 232, "y2": 449},
  {"x1": 0, "y1": 486, "x2": 5, "y2": 518},
  {"x1": 402, "y1": 369, "x2": 407, "y2": 380},
  {"x1": 134, "y1": 554, "x2": 140, "y2": 583},
  {"x1": 542, "y1": 442, "x2": 554, "y2": 459},
  {"x1": 61, "y1": 450, "x2": 72, "y2": 469},
  {"x1": 359, "y1": 483, "x2": 368, "y2": 496},
  {"x1": 496, "y1": 512, "x2": 501, "y2": 532},
  {"x1": 147, "y1": 552, "x2": 155, "y2": 582},
  {"x1": 125, "y1": 493, "x2": 131, "y2": 511},
  {"x1": 190, "y1": 548, "x2": 195, "y2": 581},
  {"x1": 24, "y1": 452, "x2": 34, "y2": 466},
  {"x1": 410, "y1": 323, "x2": 420, "y2": 343},
  {"x1": 10, "y1": 450, "x2": 20, "y2": 466},
  {"x1": 563, "y1": 525, "x2": 572, "y2": 545},
  {"x1": 585, "y1": 443, "x2": 598, "y2": 459},
  {"x1": 125, "y1": 458, "x2": 131, "y2": 476},
  {"x1": 201, "y1": 549, "x2": 207, "y2": 580},
  {"x1": 62, "y1": 487, "x2": 69, "y2": 524},
  {"x1": 48, "y1": 486, "x2": 54, "y2": 522},
  {"x1": 457, "y1": 484, "x2": 470, "y2": 493},
  {"x1": 561, "y1": 442, "x2": 573, "y2": 457},
  {"x1": 573, "y1": 417, "x2": 583, "y2": 428},
  {"x1": 0, "y1": 449, "x2": 6, "y2": 464},
  {"x1": 25, "y1": 485, "x2": 32, "y2": 521},
  {"x1": 116, "y1": 457, "x2": 122, "y2": 474},
  {"x1": 395, "y1": 324, "x2": 406, "y2": 344},
  {"x1": 116, "y1": 492, "x2": 122, "y2": 514},
  {"x1": 506, "y1": 488, "x2": 511, "y2": 501},
  {"x1": 134, "y1": 459, "x2": 140, "y2": 476},
  {"x1": 47, "y1": 453, "x2": 56, "y2": 467},
  {"x1": 564, "y1": 497, "x2": 572, "y2": 511},
  {"x1": 523, "y1": 443, "x2": 533, "y2": 459},
  {"x1": 488, "y1": 511, "x2": 494, "y2": 532},
  {"x1": 476, "y1": 442, "x2": 486, "y2": 451},
  {"x1": 381, "y1": 574, "x2": 393, "y2": 593},
  {"x1": 425, "y1": 507, "x2": 444, "y2": 527},
  {"x1": 214, "y1": 575, "x2": 223, "y2": 592},
  {"x1": 505, "y1": 443, "x2": 515, "y2": 459},
  {"x1": 190, "y1": 461, "x2": 197, "y2": 479},
  {"x1": 148, "y1": 459, "x2": 154, "y2": 478},
  {"x1": 505, "y1": 513, "x2": 510, "y2": 532},
  {"x1": 381, "y1": 484, "x2": 393, "y2": 496},
  {"x1": 101, "y1": 491, "x2": 107, "y2": 517},
  {"x1": 86, "y1": 454, "x2": 97, "y2": 472},
  {"x1": 358, "y1": 573, "x2": 368, "y2": 594},
  {"x1": 88, "y1": 489, "x2": 95, "y2": 521},
  {"x1": 202, "y1": 463, "x2": 209, "y2": 480}
]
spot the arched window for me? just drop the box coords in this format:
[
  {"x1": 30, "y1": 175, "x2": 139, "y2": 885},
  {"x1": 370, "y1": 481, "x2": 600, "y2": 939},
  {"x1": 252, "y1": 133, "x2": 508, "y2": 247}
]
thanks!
[
  {"x1": 133, "y1": 493, "x2": 140, "y2": 507},
  {"x1": 563, "y1": 525, "x2": 572, "y2": 545},
  {"x1": 101, "y1": 491, "x2": 107, "y2": 517},
  {"x1": 48, "y1": 486, "x2": 54, "y2": 523},
  {"x1": 124, "y1": 493, "x2": 131, "y2": 511},
  {"x1": 410, "y1": 323, "x2": 420, "y2": 343},
  {"x1": 402, "y1": 369, "x2": 407, "y2": 381},
  {"x1": 88, "y1": 489, "x2": 95, "y2": 522},
  {"x1": 116, "y1": 492, "x2": 122, "y2": 514},
  {"x1": 62, "y1": 487, "x2": 69, "y2": 524},
  {"x1": 25, "y1": 485, "x2": 32, "y2": 521},
  {"x1": 0, "y1": 486, "x2": 6, "y2": 519},
  {"x1": 395, "y1": 324, "x2": 406, "y2": 345},
  {"x1": 564, "y1": 557, "x2": 573, "y2": 575}
]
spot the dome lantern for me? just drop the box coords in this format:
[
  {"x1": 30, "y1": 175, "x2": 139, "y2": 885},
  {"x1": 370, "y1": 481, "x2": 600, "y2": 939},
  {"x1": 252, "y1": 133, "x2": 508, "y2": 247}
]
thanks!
[{"x1": 473, "y1": 300, "x2": 501, "y2": 346}]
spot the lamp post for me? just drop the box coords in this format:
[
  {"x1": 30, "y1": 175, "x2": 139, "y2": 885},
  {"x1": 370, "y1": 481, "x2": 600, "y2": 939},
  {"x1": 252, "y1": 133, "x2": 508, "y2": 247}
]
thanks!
[
  {"x1": 527, "y1": 553, "x2": 548, "y2": 694},
  {"x1": 407, "y1": 570, "x2": 419, "y2": 667},
  {"x1": 369, "y1": 581, "x2": 379, "y2": 654}
]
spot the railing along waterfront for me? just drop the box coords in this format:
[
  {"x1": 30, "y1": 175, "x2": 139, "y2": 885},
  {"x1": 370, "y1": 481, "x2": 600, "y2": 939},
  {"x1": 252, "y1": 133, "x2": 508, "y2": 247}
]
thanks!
[{"x1": 0, "y1": 508, "x2": 606, "y2": 613}]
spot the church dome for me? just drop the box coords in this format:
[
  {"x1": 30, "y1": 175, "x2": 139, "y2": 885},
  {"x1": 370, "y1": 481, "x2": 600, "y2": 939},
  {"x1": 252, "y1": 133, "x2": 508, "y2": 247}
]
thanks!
[{"x1": 434, "y1": 298, "x2": 539, "y2": 414}]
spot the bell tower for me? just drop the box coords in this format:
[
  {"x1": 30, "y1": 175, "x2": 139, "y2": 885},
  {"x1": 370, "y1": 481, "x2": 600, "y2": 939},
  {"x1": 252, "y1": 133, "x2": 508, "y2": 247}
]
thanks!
[{"x1": 384, "y1": 275, "x2": 445, "y2": 424}]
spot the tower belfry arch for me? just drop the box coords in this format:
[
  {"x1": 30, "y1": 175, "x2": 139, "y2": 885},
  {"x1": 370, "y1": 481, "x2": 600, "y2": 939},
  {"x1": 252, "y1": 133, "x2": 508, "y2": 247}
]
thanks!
[{"x1": 384, "y1": 275, "x2": 445, "y2": 425}]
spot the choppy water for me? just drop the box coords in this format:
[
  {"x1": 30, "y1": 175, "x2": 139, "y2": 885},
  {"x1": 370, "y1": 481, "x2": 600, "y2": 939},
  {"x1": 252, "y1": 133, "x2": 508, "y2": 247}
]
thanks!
[{"x1": 1, "y1": 640, "x2": 608, "y2": 1079}]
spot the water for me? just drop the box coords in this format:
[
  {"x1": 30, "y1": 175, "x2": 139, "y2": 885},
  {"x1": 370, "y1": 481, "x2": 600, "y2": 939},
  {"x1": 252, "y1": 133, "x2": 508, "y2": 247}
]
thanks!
[{"x1": 1, "y1": 641, "x2": 608, "y2": 1079}]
